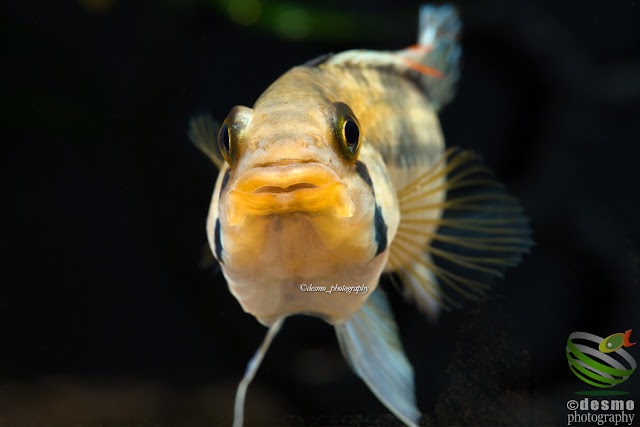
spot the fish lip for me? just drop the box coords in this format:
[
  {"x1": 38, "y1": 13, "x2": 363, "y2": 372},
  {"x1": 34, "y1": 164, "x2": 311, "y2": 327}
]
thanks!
[
  {"x1": 225, "y1": 162, "x2": 354, "y2": 225},
  {"x1": 233, "y1": 162, "x2": 341, "y2": 193}
]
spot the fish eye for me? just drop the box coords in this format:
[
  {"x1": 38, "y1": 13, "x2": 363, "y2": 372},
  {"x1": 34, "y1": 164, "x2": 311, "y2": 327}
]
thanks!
[
  {"x1": 218, "y1": 123, "x2": 231, "y2": 161},
  {"x1": 327, "y1": 101, "x2": 362, "y2": 162},
  {"x1": 218, "y1": 105, "x2": 253, "y2": 167},
  {"x1": 343, "y1": 119, "x2": 360, "y2": 153}
]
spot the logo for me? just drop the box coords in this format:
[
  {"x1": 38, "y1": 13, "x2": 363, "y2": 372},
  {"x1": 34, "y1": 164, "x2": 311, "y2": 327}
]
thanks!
[{"x1": 566, "y1": 330, "x2": 637, "y2": 394}]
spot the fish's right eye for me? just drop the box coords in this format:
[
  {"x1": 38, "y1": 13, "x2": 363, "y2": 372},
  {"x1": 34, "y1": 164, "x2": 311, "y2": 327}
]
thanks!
[
  {"x1": 218, "y1": 105, "x2": 253, "y2": 167},
  {"x1": 218, "y1": 123, "x2": 231, "y2": 163}
]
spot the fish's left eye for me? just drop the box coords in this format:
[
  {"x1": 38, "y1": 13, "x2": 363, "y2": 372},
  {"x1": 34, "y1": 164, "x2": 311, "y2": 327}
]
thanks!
[
  {"x1": 343, "y1": 119, "x2": 360, "y2": 153},
  {"x1": 327, "y1": 101, "x2": 362, "y2": 162}
]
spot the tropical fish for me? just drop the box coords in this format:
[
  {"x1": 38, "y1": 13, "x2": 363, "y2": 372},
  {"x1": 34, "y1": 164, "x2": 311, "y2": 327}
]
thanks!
[{"x1": 189, "y1": 5, "x2": 532, "y2": 426}]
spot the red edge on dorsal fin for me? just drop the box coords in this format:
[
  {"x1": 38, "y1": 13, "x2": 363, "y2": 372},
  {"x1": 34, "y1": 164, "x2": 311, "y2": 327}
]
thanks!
[
  {"x1": 399, "y1": 57, "x2": 444, "y2": 79},
  {"x1": 405, "y1": 44, "x2": 434, "y2": 54}
]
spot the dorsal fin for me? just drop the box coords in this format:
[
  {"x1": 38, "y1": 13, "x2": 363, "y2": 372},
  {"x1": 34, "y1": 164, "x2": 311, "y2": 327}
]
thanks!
[
  {"x1": 304, "y1": 52, "x2": 334, "y2": 67},
  {"x1": 321, "y1": 5, "x2": 462, "y2": 111}
]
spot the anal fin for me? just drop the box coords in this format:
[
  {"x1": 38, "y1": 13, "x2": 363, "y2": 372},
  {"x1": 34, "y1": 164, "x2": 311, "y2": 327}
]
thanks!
[{"x1": 335, "y1": 289, "x2": 420, "y2": 427}]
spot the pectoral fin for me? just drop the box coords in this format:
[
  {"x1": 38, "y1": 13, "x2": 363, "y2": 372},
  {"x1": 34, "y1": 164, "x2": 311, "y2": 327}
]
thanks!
[
  {"x1": 335, "y1": 289, "x2": 420, "y2": 427},
  {"x1": 188, "y1": 114, "x2": 225, "y2": 169},
  {"x1": 389, "y1": 148, "x2": 534, "y2": 312}
]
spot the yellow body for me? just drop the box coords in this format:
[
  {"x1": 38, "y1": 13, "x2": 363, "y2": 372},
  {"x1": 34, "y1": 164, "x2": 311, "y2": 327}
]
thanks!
[{"x1": 205, "y1": 64, "x2": 447, "y2": 326}]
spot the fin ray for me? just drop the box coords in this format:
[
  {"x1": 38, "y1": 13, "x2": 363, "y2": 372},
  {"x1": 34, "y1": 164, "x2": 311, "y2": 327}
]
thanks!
[
  {"x1": 391, "y1": 237, "x2": 483, "y2": 306},
  {"x1": 400, "y1": 217, "x2": 529, "y2": 235},
  {"x1": 392, "y1": 251, "x2": 453, "y2": 309},
  {"x1": 390, "y1": 148, "x2": 533, "y2": 313},
  {"x1": 396, "y1": 227, "x2": 531, "y2": 252}
]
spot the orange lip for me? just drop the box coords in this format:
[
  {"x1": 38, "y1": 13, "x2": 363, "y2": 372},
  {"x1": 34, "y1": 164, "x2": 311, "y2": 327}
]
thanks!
[{"x1": 225, "y1": 163, "x2": 354, "y2": 226}]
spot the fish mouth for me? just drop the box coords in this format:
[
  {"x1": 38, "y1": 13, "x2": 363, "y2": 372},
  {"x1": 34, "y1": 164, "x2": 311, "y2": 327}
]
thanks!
[{"x1": 225, "y1": 162, "x2": 355, "y2": 226}]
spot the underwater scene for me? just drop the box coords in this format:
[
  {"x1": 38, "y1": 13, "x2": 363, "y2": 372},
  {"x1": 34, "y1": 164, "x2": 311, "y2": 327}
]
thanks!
[{"x1": 2, "y1": 0, "x2": 639, "y2": 425}]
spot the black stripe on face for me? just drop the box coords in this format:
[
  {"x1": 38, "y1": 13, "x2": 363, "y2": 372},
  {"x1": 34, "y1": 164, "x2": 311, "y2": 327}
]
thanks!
[
  {"x1": 374, "y1": 204, "x2": 388, "y2": 257},
  {"x1": 219, "y1": 169, "x2": 230, "y2": 200},
  {"x1": 355, "y1": 160, "x2": 375, "y2": 196},
  {"x1": 214, "y1": 218, "x2": 224, "y2": 264}
]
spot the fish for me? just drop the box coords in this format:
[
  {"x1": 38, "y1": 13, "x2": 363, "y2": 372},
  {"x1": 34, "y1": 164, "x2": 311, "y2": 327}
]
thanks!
[
  {"x1": 189, "y1": 4, "x2": 532, "y2": 426},
  {"x1": 599, "y1": 329, "x2": 636, "y2": 353}
]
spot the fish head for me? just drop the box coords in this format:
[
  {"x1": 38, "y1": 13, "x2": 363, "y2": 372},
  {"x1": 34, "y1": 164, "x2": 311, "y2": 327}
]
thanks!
[{"x1": 206, "y1": 97, "x2": 399, "y2": 325}]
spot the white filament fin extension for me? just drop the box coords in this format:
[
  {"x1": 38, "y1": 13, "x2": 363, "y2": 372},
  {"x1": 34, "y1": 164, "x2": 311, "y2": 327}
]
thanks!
[{"x1": 233, "y1": 317, "x2": 284, "y2": 427}]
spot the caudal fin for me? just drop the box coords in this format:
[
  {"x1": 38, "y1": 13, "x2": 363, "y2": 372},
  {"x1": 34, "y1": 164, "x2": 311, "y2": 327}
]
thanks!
[{"x1": 335, "y1": 289, "x2": 420, "y2": 427}]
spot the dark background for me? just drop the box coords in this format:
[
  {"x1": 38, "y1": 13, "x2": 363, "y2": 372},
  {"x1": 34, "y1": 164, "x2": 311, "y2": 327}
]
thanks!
[{"x1": 2, "y1": 0, "x2": 639, "y2": 425}]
